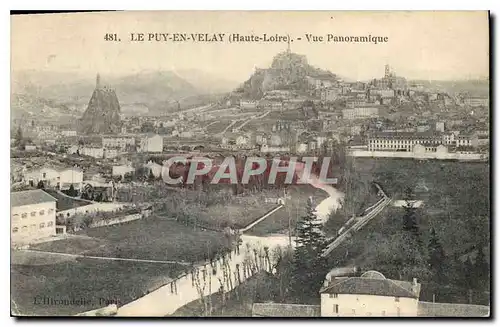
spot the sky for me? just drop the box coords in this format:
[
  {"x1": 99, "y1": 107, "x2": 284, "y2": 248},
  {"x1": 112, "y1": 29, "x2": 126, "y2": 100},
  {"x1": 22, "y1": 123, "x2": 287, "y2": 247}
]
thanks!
[{"x1": 11, "y1": 11, "x2": 489, "y2": 82}]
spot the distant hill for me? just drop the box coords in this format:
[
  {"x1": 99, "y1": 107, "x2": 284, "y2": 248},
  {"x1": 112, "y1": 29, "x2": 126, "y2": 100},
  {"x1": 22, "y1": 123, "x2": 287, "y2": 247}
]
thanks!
[
  {"x1": 11, "y1": 69, "x2": 210, "y2": 121},
  {"x1": 10, "y1": 93, "x2": 79, "y2": 123},
  {"x1": 173, "y1": 69, "x2": 239, "y2": 94},
  {"x1": 409, "y1": 79, "x2": 489, "y2": 97}
]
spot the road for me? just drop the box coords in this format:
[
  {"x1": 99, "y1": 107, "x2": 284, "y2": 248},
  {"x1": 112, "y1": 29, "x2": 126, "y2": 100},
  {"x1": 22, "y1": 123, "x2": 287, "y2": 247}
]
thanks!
[
  {"x1": 322, "y1": 183, "x2": 391, "y2": 257},
  {"x1": 232, "y1": 111, "x2": 271, "y2": 132}
]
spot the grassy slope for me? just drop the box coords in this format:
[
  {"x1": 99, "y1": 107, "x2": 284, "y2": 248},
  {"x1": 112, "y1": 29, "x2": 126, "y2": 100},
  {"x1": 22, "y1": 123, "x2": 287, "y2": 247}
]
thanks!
[{"x1": 11, "y1": 258, "x2": 184, "y2": 316}]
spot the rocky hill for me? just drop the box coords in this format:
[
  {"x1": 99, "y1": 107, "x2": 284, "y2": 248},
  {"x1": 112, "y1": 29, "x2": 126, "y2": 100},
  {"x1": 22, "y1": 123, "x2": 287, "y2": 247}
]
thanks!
[
  {"x1": 78, "y1": 87, "x2": 122, "y2": 134},
  {"x1": 235, "y1": 51, "x2": 336, "y2": 99}
]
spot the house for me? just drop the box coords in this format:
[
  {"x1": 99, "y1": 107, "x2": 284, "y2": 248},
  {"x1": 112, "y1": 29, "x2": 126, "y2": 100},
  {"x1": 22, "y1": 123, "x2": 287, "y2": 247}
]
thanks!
[
  {"x1": 102, "y1": 136, "x2": 135, "y2": 150},
  {"x1": 464, "y1": 97, "x2": 489, "y2": 107},
  {"x1": 296, "y1": 143, "x2": 308, "y2": 153},
  {"x1": 67, "y1": 145, "x2": 79, "y2": 155},
  {"x1": 456, "y1": 133, "x2": 479, "y2": 148},
  {"x1": 59, "y1": 167, "x2": 84, "y2": 191},
  {"x1": 144, "y1": 160, "x2": 163, "y2": 178},
  {"x1": 139, "y1": 134, "x2": 163, "y2": 153},
  {"x1": 11, "y1": 189, "x2": 57, "y2": 245},
  {"x1": 24, "y1": 167, "x2": 84, "y2": 191},
  {"x1": 61, "y1": 130, "x2": 77, "y2": 137},
  {"x1": 24, "y1": 145, "x2": 37, "y2": 151},
  {"x1": 342, "y1": 107, "x2": 379, "y2": 120},
  {"x1": 260, "y1": 144, "x2": 290, "y2": 153},
  {"x1": 320, "y1": 270, "x2": 421, "y2": 317},
  {"x1": 239, "y1": 100, "x2": 258, "y2": 109},
  {"x1": 179, "y1": 131, "x2": 193, "y2": 138},
  {"x1": 81, "y1": 147, "x2": 104, "y2": 159},
  {"x1": 25, "y1": 167, "x2": 60, "y2": 188},
  {"x1": 221, "y1": 132, "x2": 252, "y2": 149},
  {"x1": 104, "y1": 148, "x2": 119, "y2": 159}
]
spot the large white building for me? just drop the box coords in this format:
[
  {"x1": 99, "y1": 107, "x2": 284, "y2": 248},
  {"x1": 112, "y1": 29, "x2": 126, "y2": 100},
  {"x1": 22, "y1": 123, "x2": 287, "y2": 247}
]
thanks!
[
  {"x1": 368, "y1": 131, "x2": 479, "y2": 152},
  {"x1": 24, "y1": 167, "x2": 83, "y2": 191},
  {"x1": 139, "y1": 134, "x2": 163, "y2": 153},
  {"x1": 11, "y1": 190, "x2": 57, "y2": 245},
  {"x1": 112, "y1": 164, "x2": 135, "y2": 177},
  {"x1": 102, "y1": 136, "x2": 135, "y2": 150},
  {"x1": 81, "y1": 147, "x2": 104, "y2": 159},
  {"x1": 368, "y1": 132, "x2": 444, "y2": 152},
  {"x1": 320, "y1": 270, "x2": 421, "y2": 317}
]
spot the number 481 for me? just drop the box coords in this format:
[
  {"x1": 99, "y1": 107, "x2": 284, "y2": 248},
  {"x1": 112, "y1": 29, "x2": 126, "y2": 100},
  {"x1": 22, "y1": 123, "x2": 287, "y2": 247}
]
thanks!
[{"x1": 104, "y1": 33, "x2": 120, "y2": 42}]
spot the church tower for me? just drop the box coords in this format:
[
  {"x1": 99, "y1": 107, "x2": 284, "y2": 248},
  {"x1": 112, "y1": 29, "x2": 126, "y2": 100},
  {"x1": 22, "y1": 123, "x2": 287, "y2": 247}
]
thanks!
[
  {"x1": 384, "y1": 64, "x2": 391, "y2": 78},
  {"x1": 96, "y1": 73, "x2": 101, "y2": 89}
]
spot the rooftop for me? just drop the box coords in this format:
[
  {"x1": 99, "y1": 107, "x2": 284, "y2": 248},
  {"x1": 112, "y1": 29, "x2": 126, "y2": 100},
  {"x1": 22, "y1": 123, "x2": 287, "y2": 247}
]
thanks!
[
  {"x1": 11, "y1": 189, "x2": 57, "y2": 207},
  {"x1": 320, "y1": 277, "x2": 419, "y2": 299}
]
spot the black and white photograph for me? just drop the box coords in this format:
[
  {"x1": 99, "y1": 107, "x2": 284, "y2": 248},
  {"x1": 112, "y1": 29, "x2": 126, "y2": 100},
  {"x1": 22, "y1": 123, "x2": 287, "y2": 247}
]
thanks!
[{"x1": 9, "y1": 11, "x2": 490, "y2": 317}]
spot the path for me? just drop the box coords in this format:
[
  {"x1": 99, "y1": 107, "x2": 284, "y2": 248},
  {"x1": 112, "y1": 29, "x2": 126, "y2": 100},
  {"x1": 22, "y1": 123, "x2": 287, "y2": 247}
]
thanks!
[
  {"x1": 238, "y1": 204, "x2": 284, "y2": 233},
  {"x1": 232, "y1": 110, "x2": 271, "y2": 132},
  {"x1": 19, "y1": 249, "x2": 192, "y2": 266},
  {"x1": 218, "y1": 120, "x2": 241, "y2": 136}
]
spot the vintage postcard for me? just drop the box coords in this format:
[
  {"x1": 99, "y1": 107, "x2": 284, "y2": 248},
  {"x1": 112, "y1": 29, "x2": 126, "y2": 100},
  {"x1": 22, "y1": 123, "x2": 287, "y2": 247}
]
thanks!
[{"x1": 10, "y1": 11, "x2": 490, "y2": 317}]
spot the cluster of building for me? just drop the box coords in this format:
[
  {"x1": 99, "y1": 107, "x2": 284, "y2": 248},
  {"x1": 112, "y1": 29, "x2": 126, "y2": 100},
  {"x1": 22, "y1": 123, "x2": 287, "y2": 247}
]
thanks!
[{"x1": 62, "y1": 134, "x2": 164, "y2": 159}]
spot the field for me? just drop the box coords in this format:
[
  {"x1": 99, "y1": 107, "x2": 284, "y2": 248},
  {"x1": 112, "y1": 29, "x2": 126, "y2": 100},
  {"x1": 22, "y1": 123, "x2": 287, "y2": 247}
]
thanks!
[
  {"x1": 11, "y1": 257, "x2": 183, "y2": 316},
  {"x1": 244, "y1": 185, "x2": 331, "y2": 236},
  {"x1": 13, "y1": 217, "x2": 239, "y2": 316},
  {"x1": 31, "y1": 217, "x2": 234, "y2": 263}
]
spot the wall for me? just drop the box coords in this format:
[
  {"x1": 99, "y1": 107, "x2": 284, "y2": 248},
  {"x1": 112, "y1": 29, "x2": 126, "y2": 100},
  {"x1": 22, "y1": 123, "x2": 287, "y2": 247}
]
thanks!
[
  {"x1": 417, "y1": 301, "x2": 490, "y2": 317},
  {"x1": 11, "y1": 201, "x2": 56, "y2": 245},
  {"x1": 58, "y1": 202, "x2": 125, "y2": 219},
  {"x1": 321, "y1": 293, "x2": 418, "y2": 317},
  {"x1": 88, "y1": 213, "x2": 142, "y2": 228},
  {"x1": 348, "y1": 150, "x2": 486, "y2": 161}
]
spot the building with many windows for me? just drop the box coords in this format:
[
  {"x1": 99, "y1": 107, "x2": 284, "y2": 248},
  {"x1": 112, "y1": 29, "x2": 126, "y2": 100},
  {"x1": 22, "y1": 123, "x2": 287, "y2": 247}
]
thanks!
[
  {"x1": 342, "y1": 107, "x2": 379, "y2": 120},
  {"x1": 102, "y1": 136, "x2": 135, "y2": 150},
  {"x1": 11, "y1": 190, "x2": 57, "y2": 245},
  {"x1": 367, "y1": 132, "x2": 444, "y2": 152}
]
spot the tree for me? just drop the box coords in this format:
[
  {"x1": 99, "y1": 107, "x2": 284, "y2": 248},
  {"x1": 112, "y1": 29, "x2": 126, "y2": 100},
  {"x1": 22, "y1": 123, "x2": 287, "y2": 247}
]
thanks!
[
  {"x1": 68, "y1": 184, "x2": 77, "y2": 197},
  {"x1": 14, "y1": 126, "x2": 23, "y2": 147},
  {"x1": 272, "y1": 245, "x2": 294, "y2": 302},
  {"x1": 291, "y1": 198, "x2": 329, "y2": 302},
  {"x1": 147, "y1": 170, "x2": 156, "y2": 183},
  {"x1": 37, "y1": 180, "x2": 45, "y2": 189},
  {"x1": 428, "y1": 228, "x2": 446, "y2": 283},
  {"x1": 402, "y1": 187, "x2": 420, "y2": 241},
  {"x1": 474, "y1": 244, "x2": 489, "y2": 291}
]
